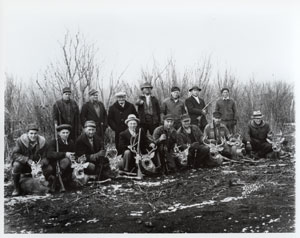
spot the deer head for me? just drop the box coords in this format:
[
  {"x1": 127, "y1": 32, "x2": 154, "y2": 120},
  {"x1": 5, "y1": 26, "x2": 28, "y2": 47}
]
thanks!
[
  {"x1": 266, "y1": 131, "x2": 285, "y2": 153},
  {"x1": 203, "y1": 136, "x2": 225, "y2": 158},
  {"x1": 173, "y1": 144, "x2": 190, "y2": 166}
]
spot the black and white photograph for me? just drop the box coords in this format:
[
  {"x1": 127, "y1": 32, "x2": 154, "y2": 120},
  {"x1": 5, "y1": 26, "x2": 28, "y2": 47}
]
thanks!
[{"x1": 1, "y1": 0, "x2": 298, "y2": 235}]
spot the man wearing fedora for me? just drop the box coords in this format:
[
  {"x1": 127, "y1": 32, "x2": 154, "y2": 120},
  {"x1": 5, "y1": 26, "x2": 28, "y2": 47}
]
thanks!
[
  {"x1": 215, "y1": 87, "x2": 237, "y2": 134},
  {"x1": 177, "y1": 114, "x2": 214, "y2": 168},
  {"x1": 11, "y1": 123, "x2": 49, "y2": 196},
  {"x1": 153, "y1": 114, "x2": 178, "y2": 174},
  {"x1": 47, "y1": 124, "x2": 75, "y2": 191},
  {"x1": 80, "y1": 89, "x2": 108, "y2": 138},
  {"x1": 108, "y1": 91, "x2": 138, "y2": 153},
  {"x1": 75, "y1": 121, "x2": 114, "y2": 180},
  {"x1": 185, "y1": 85, "x2": 208, "y2": 132},
  {"x1": 53, "y1": 87, "x2": 80, "y2": 142},
  {"x1": 245, "y1": 110, "x2": 273, "y2": 158},
  {"x1": 136, "y1": 82, "x2": 161, "y2": 135},
  {"x1": 161, "y1": 86, "x2": 186, "y2": 130},
  {"x1": 119, "y1": 114, "x2": 155, "y2": 172}
]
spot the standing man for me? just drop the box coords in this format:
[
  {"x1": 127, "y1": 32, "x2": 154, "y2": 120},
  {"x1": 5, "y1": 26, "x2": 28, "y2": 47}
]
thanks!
[
  {"x1": 107, "y1": 91, "x2": 138, "y2": 153},
  {"x1": 153, "y1": 114, "x2": 178, "y2": 174},
  {"x1": 136, "y1": 82, "x2": 161, "y2": 135},
  {"x1": 80, "y1": 89, "x2": 107, "y2": 138},
  {"x1": 47, "y1": 124, "x2": 75, "y2": 191},
  {"x1": 161, "y1": 86, "x2": 186, "y2": 130},
  {"x1": 215, "y1": 87, "x2": 237, "y2": 134},
  {"x1": 11, "y1": 123, "x2": 49, "y2": 196},
  {"x1": 53, "y1": 87, "x2": 80, "y2": 142},
  {"x1": 75, "y1": 121, "x2": 114, "y2": 180},
  {"x1": 185, "y1": 85, "x2": 208, "y2": 132}
]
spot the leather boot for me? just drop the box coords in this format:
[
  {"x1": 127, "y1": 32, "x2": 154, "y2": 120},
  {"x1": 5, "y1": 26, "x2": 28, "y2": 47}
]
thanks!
[{"x1": 12, "y1": 174, "x2": 21, "y2": 196}]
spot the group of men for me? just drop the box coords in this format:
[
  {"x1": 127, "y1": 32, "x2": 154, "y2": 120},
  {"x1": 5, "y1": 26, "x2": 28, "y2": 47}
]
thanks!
[{"x1": 10, "y1": 83, "x2": 275, "y2": 196}]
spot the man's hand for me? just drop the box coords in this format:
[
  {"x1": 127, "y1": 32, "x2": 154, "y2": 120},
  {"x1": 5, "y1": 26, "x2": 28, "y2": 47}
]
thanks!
[
  {"x1": 149, "y1": 143, "x2": 156, "y2": 148},
  {"x1": 27, "y1": 159, "x2": 33, "y2": 166},
  {"x1": 137, "y1": 99, "x2": 144, "y2": 105},
  {"x1": 159, "y1": 134, "x2": 167, "y2": 142},
  {"x1": 66, "y1": 152, "x2": 75, "y2": 160},
  {"x1": 202, "y1": 109, "x2": 207, "y2": 115}
]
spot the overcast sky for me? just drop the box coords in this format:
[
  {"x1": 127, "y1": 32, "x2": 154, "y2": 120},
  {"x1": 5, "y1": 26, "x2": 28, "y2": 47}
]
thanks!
[{"x1": 1, "y1": 0, "x2": 299, "y2": 86}]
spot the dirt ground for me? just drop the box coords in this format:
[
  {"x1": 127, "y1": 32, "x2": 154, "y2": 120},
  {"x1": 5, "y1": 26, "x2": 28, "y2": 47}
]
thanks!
[{"x1": 4, "y1": 153, "x2": 295, "y2": 233}]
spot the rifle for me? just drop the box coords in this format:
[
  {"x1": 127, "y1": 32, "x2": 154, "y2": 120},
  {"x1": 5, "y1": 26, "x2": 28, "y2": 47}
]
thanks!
[
  {"x1": 95, "y1": 122, "x2": 105, "y2": 182},
  {"x1": 135, "y1": 128, "x2": 144, "y2": 179},
  {"x1": 162, "y1": 130, "x2": 170, "y2": 175},
  {"x1": 54, "y1": 123, "x2": 66, "y2": 192},
  {"x1": 197, "y1": 97, "x2": 220, "y2": 126}
]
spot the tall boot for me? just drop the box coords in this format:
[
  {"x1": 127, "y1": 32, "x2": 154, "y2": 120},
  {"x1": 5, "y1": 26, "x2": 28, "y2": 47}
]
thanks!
[{"x1": 12, "y1": 173, "x2": 21, "y2": 196}]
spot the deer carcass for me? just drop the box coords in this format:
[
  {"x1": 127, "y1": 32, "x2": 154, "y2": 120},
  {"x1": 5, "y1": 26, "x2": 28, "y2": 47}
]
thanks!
[
  {"x1": 203, "y1": 137, "x2": 226, "y2": 165},
  {"x1": 266, "y1": 131, "x2": 287, "y2": 159},
  {"x1": 227, "y1": 134, "x2": 246, "y2": 159},
  {"x1": 71, "y1": 157, "x2": 96, "y2": 186},
  {"x1": 173, "y1": 144, "x2": 190, "y2": 167}
]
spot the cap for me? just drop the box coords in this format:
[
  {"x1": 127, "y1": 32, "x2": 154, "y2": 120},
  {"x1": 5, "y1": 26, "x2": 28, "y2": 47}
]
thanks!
[
  {"x1": 89, "y1": 89, "x2": 98, "y2": 96},
  {"x1": 180, "y1": 114, "x2": 191, "y2": 121},
  {"x1": 163, "y1": 114, "x2": 175, "y2": 121},
  {"x1": 171, "y1": 86, "x2": 180, "y2": 92},
  {"x1": 221, "y1": 87, "x2": 230, "y2": 93},
  {"x1": 140, "y1": 82, "x2": 153, "y2": 90},
  {"x1": 125, "y1": 114, "x2": 140, "y2": 124},
  {"x1": 251, "y1": 110, "x2": 264, "y2": 119},
  {"x1": 115, "y1": 91, "x2": 126, "y2": 98},
  {"x1": 84, "y1": 120, "x2": 96, "y2": 128},
  {"x1": 213, "y1": 111, "x2": 222, "y2": 119},
  {"x1": 62, "y1": 87, "x2": 71, "y2": 94},
  {"x1": 27, "y1": 123, "x2": 39, "y2": 132},
  {"x1": 189, "y1": 86, "x2": 201, "y2": 92},
  {"x1": 56, "y1": 124, "x2": 72, "y2": 132}
]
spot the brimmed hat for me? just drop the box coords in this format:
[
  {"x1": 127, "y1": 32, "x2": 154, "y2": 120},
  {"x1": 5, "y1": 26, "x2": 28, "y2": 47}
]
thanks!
[
  {"x1": 27, "y1": 123, "x2": 39, "y2": 131},
  {"x1": 125, "y1": 114, "x2": 140, "y2": 124},
  {"x1": 56, "y1": 124, "x2": 72, "y2": 132},
  {"x1": 189, "y1": 86, "x2": 201, "y2": 92},
  {"x1": 163, "y1": 114, "x2": 175, "y2": 121},
  {"x1": 115, "y1": 91, "x2": 126, "y2": 98},
  {"x1": 180, "y1": 114, "x2": 191, "y2": 122},
  {"x1": 213, "y1": 111, "x2": 222, "y2": 119},
  {"x1": 89, "y1": 89, "x2": 98, "y2": 96},
  {"x1": 140, "y1": 82, "x2": 153, "y2": 90},
  {"x1": 84, "y1": 120, "x2": 96, "y2": 128},
  {"x1": 251, "y1": 110, "x2": 264, "y2": 119},
  {"x1": 62, "y1": 87, "x2": 71, "y2": 94},
  {"x1": 221, "y1": 87, "x2": 230, "y2": 93},
  {"x1": 171, "y1": 86, "x2": 180, "y2": 92}
]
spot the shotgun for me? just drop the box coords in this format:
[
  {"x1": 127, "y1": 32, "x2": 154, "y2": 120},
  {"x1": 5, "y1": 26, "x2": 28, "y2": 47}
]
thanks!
[
  {"x1": 54, "y1": 123, "x2": 66, "y2": 192},
  {"x1": 136, "y1": 128, "x2": 144, "y2": 179}
]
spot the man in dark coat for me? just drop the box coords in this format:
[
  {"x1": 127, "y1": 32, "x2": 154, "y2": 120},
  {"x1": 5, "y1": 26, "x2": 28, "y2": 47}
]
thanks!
[
  {"x1": 53, "y1": 87, "x2": 80, "y2": 142},
  {"x1": 80, "y1": 89, "x2": 108, "y2": 138},
  {"x1": 161, "y1": 86, "x2": 186, "y2": 130},
  {"x1": 215, "y1": 87, "x2": 237, "y2": 134},
  {"x1": 107, "y1": 91, "x2": 138, "y2": 153},
  {"x1": 177, "y1": 114, "x2": 215, "y2": 168},
  {"x1": 75, "y1": 121, "x2": 113, "y2": 180},
  {"x1": 185, "y1": 85, "x2": 208, "y2": 132},
  {"x1": 245, "y1": 110, "x2": 273, "y2": 158},
  {"x1": 47, "y1": 124, "x2": 75, "y2": 191},
  {"x1": 11, "y1": 123, "x2": 49, "y2": 196},
  {"x1": 136, "y1": 82, "x2": 161, "y2": 135},
  {"x1": 119, "y1": 114, "x2": 155, "y2": 172},
  {"x1": 153, "y1": 114, "x2": 178, "y2": 174}
]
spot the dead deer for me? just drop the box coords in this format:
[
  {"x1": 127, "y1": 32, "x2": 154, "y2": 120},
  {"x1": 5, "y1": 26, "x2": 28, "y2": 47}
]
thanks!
[
  {"x1": 227, "y1": 134, "x2": 246, "y2": 160},
  {"x1": 70, "y1": 155, "x2": 96, "y2": 186},
  {"x1": 203, "y1": 136, "x2": 226, "y2": 165},
  {"x1": 173, "y1": 144, "x2": 190, "y2": 167},
  {"x1": 266, "y1": 131, "x2": 287, "y2": 159}
]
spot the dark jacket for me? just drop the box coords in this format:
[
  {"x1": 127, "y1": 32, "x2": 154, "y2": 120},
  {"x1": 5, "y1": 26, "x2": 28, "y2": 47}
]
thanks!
[
  {"x1": 53, "y1": 99, "x2": 80, "y2": 140},
  {"x1": 247, "y1": 120, "x2": 271, "y2": 144},
  {"x1": 136, "y1": 95, "x2": 161, "y2": 125},
  {"x1": 153, "y1": 125, "x2": 177, "y2": 151},
  {"x1": 47, "y1": 138, "x2": 75, "y2": 163},
  {"x1": 80, "y1": 101, "x2": 108, "y2": 136},
  {"x1": 185, "y1": 96, "x2": 208, "y2": 130},
  {"x1": 215, "y1": 98, "x2": 237, "y2": 121},
  {"x1": 161, "y1": 97, "x2": 186, "y2": 121},
  {"x1": 203, "y1": 122, "x2": 231, "y2": 143},
  {"x1": 177, "y1": 125, "x2": 204, "y2": 146},
  {"x1": 107, "y1": 101, "x2": 138, "y2": 133},
  {"x1": 11, "y1": 133, "x2": 47, "y2": 164},
  {"x1": 75, "y1": 133, "x2": 104, "y2": 162},
  {"x1": 118, "y1": 128, "x2": 150, "y2": 155}
]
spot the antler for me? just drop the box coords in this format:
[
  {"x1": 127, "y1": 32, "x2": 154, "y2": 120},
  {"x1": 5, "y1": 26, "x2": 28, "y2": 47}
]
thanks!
[
  {"x1": 128, "y1": 136, "x2": 139, "y2": 153},
  {"x1": 146, "y1": 145, "x2": 157, "y2": 155}
]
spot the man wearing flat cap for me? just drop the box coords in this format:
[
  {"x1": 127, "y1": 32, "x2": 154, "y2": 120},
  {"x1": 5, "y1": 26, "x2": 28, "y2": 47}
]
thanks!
[
  {"x1": 215, "y1": 88, "x2": 237, "y2": 134},
  {"x1": 75, "y1": 120, "x2": 114, "y2": 180},
  {"x1": 118, "y1": 114, "x2": 155, "y2": 172},
  {"x1": 108, "y1": 91, "x2": 138, "y2": 153},
  {"x1": 53, "y1": 87, "x2": 80, "y2": 142},
  {"x1": 185, "y1": 85, "x2": 208, "y2": 132},
  {"x1": 46, "y1": 124, "x2": 75, "y2": 191},
  {"x1": 245, "y1": 110, "x2": 273, "y2": 158},
  {"x1": 135, "y1": 82, "x2": 161, "y2": 135},
  {"x1": 177, "y1": 114, "x2": 214, "y2": 168},
  {"x1": 80, "y1": 89, "x2": 108, "y2": 138},
  {"x1": 161, "y1": 86, "x2": 186, "y2": 130},
  {"x1": 153, "y1": 114, "x2": 178, "y2": 173},
  {"x1": 11, "y1": 124, "x2": 49, "y2": 196}
]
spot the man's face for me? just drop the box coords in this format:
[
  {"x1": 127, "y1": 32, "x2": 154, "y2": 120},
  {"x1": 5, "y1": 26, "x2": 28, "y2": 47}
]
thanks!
[
  {"x1": 27, "y1": 130, "x2": 38, "y2": 142},
  {"x1": 222, "y1": 90, "x2": 229, "y2": 98},
  {"x1": 142, "y1": 87, "x2": 151, "y2": 95},
  {"x1": 127, "y1": 120, "x2": 138, "y2": 131},
  {"x1": 254, "y1": 118, "x2": 262, "y2": 125},
  {"x1": 59, "y1": 129, "x2": 70, "y2": 141},
  {"x1": 191, "y1": 89, "x2": 200, "y2": 97},
  {"x1": 164, "y1": 119, "x2": 174, "y2": 129},
  {"x1": 171, "y1": 91, "x2": 180, "y2": 99},
  {"x1": 85, "y1": 126, "x2": 96, "y2": 138},
  {"x1": 62, "y1": 92, "x2": 71, "y2": 101},
  {"x1": 117, "y1": 96, "x2": 126, "y2": 104},
  {"x1": 90, "y1": 93, "x2": 98, "y2": 102},
  {"x1": 213, "y1": 118, "x2": 221, "y2": 125},
  {"x1": 182, "y1": 119, "x2": 191, "y2": 129}
]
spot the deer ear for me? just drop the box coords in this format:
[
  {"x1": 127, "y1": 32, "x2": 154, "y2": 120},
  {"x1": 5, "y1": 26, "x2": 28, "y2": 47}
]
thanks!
[
  {"x1": 71, "y1": 163, "x2": 76, "y2": 168},
  {"x1": 218, "y1": 147, "x2": 224, "y2": 152},
  {"x1": 279, "y1": 137, "x2": 285, "y2": 144},
  {"x1": 83, "y1": 162, "x2": 89, "y2": 168},
  {"x1": 266, "y1": 138, "x2": 272, "y2": 144},
  {"x1": 149, "y1": 152, "x2": 155, "y2": 159}
]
